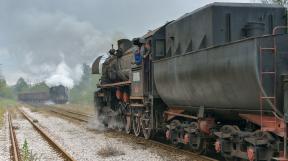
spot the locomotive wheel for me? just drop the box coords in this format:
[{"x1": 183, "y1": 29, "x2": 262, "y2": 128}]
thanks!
[
  {"x1": 224, "y1": 157, "x2": 245, "y2": 161},
  {"x1": 115, "y1": 114, "x2": 124, "y2": 131},
  {"x1": 220, "y1": 125, "x2": 239, "y2": 134},
  {"x1": 190, "y1": 134, "x2": 205, "y2": 154},
  {"x1": 220, "y1": 125, "x2": 241, "y2": 160},
  {"x1": 125, "y1": 106, "x2": 132, "y2": 134},
  {"x1": 115, "y1": 102, "x2": 126, "y2": 131},
  {"x1": 141, "y1": 111, "x2": 153, "y2": 139},
  {"x1": 125, "y1": 114, "x2": 131, "y2": 134},
  {"x1": 188, "y1": 122, "x2": 205, "y2": 154},
  {"x1": 245, "y1": 130, "x2": 275, "y2": 161},
  {"x1": 169, "y1": 120, "x2": 181, "y2": 145},
  {"x1": 132, "y1": 111, "x2": 142, "y2": 136},
  {"x1": 252, "y1": 130, "x2": 274, "y2": 142}
]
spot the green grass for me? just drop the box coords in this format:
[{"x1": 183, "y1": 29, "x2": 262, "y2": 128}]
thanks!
[
  {"x1": 0, "y1": 107, "x2": 5, "y2": 126},
  {"x1": 0, "y1": 97, "x2": 17, "y2": 107},
  {"x1": 0, "y1": 97, "x2": 18, "y2": 126}
]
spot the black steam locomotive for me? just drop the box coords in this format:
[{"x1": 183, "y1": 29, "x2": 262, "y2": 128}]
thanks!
[
  {"x1": 49, "y1": 85, "x2": 69, "y2": 104},
  {"x1": 92, "y1": 3, "x2": 288, "y2": 161},
  {"x1": 18, "y1": 85, "x2": 68, "y2": 104}
]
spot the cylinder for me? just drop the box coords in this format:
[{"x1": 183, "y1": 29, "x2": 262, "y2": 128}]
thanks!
[
  {"x1": 123, "y1": 92, "x2": 129, "y2": 103},
  {"x1": 116, "y1": 88, "x2": 123, "y2": 100}
]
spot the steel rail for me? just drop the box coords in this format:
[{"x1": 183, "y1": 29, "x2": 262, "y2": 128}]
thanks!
[
  {"x1": 128, "y1": 134, "x2": 218, "y2": 161},
  {"x1": 50, "y1": 109, "x2": 90, "y2": 122},
  {"x1": 57, "y1": 109, "x2": 93, "y2": 118},
  {"x1": 8, "y1": 113, "x2": 21, "y2": 161},
  {"x1": 19, "y1": 109, "x2": 77, "y2": 161},
  {"x1": 50, "y1": 108, "x2": 217, "y2": 161}
]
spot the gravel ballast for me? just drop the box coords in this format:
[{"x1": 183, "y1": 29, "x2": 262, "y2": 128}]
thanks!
[
  {"x1": 0, "y1": 113, "x2": 10, "y2": 161},
  {"x1": 13, "y1": 113, "x2": 63, "y2": 161},
  {"x1": 22, "y1": 107, "x2": 167, "y2": 161}
]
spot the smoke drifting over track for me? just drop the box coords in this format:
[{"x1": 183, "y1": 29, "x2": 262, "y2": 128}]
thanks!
[
  {"x1": 45, "y1": 60, "x2": 82, "y2": 88},
  {"x1": 0, "y1": 0, "x2": 252, "y2": 85},
  {"x1": 0, "y1": 6, "x2": 125, "y2": 85}
]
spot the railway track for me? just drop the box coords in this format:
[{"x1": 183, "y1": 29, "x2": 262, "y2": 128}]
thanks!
[
  {"x1": 8, "y1": 112, "x2": 21, "y2": 161},
  {"x1": 50, "y1": 109, "x2": 91, "y2": 122},
  {"x1": 50, "y1": 108, "x2": 218, "y2": 161},
  {"x1": 18, "y1": 109, "x2": 77, "y2": 161},
  {"x1": 113, "y1": 131, "x2": 218, "y2": 161}
]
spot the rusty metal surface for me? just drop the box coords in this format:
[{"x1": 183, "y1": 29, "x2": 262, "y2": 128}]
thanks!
[
  {"x1": 50, "y1": 109, "x2": 91, "y2": 122},
  {"x1": 19, "y1": 109, "x2": 77, "y2": 161},
  {"x1": 239, "y1": 113, "x2": 285, "y2": 137},
  {"x1": 8, "y1": 113, "x2": 20, "y2": 161},
  {"x1": 50, "y1": 109, "x2": 90, "y2": 122},
  {"x1": 98, "y1": 80, "x2": 131, "y2": 88}
]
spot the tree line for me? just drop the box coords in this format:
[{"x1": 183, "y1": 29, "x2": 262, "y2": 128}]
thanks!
[{"x1": 0, "y1": 63, "x2": 100, "y2": 105}]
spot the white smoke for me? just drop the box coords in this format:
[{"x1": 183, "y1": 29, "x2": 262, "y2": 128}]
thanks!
[
  {"x1": 0, "y1": 8, "x2": 125, "y2": 85},
  {"x1": 87, "y1": 106, "x2": 125, "y2": 132},
  {"x1": 87, "y1": 115, "x2": 106, "y2": 132},
  {"x1": 45, "y1": 60, "x2": 82, "y2": 89}
]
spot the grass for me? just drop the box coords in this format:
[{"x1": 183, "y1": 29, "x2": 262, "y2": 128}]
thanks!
[
  {"x1": 0, "y1": 107, "x2": 5, "y2": 126},
  {"x1": 97, "y1": 139, "x2": 125, "y2": 158},
  {"x1": 0, "y1": 97, "x2": 17, "y2": 107},
  {"x1": 21, "y1": 139, "x2": 42, "y2": 161},
  {"x1": 0, "y1": 97, "x2": 18, "y2": 126}
]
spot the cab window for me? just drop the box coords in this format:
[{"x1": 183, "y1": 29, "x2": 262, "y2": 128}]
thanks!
[{"x1": 155, "y1": 40, "x2": 165, "y2": 57}]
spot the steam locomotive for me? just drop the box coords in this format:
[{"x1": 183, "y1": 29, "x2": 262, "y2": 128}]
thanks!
[
  {"x1": 49, "y1": 85, "x2": 69, "y2": 104},
  {"x1": 18, "y1": 85, "x2": 68, "y2": 104},
  {"x1": 92, "y1": 3, "x2": 288, "y2": 161}
]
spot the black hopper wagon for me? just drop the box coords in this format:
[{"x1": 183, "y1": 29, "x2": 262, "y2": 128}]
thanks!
[
  {"x1": 18, "y1": 85, "x2": 68, "y2": 104},
  {"x1": 18, "y1": 92, "x2": 49, "y2": 104},
  {"x1": 92, "y1": 3, "x2": 288, "y2": 161}
]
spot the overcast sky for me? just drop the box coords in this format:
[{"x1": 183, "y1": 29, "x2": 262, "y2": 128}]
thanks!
[{"x1": 0, "y1": 0, "x2": 255, "y2": 86}]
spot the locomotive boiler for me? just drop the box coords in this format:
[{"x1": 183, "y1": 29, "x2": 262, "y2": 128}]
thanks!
[
  {"x1": 93, "y1": 3, "x2": 288, "y2": 161},
  {"x1": 93, "y1": 39, "x2": 135, "y2": 83}
]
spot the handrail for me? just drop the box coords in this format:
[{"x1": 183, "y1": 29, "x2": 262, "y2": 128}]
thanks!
[
  {"x1": 272, "y1": 25, "x2": 288, "y2": 159},
  {"x1": 272, "y1": 26, "x2": 288, "y2": 35}
]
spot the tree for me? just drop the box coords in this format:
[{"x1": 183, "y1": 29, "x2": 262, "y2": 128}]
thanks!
[
  {"x1": 81, "y1": 63, "x2": 91, "y2": 82},
  {"x1": 14, "y1": 77, "x2": 28, "y2": 93},
  {"x1": 0, "y1": 79, "x2": 6, "y2": 88},
  {"x1": 262, "y1": 0, "x2": 288, "y2": 7},
  {"x1": 28, "y1": 82, "x2": 49, "y2": 92},
  {"x1": 68, "y1": 63, "x2": 100, "y2": 104},
  {"x1": 0, "y1": 79, "x2": 14, "y2": 99}
]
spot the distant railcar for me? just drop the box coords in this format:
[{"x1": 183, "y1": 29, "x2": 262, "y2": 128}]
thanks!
[
  {"x1": 18, "y1": 92, "x2": 50, "y2": 103},
  {"x1": 18, "y1": 85, "x2": 68, "y2": 104}
]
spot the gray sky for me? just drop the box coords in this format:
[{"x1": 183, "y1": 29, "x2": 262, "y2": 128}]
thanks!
[{"x1": 0, "y1": 0, "x2": 253, "y2": 85}]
